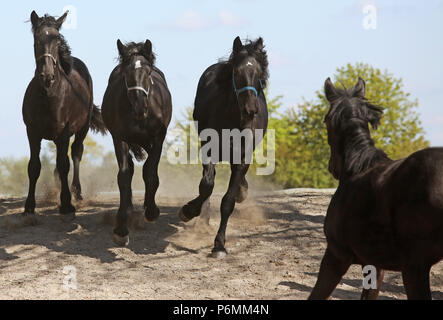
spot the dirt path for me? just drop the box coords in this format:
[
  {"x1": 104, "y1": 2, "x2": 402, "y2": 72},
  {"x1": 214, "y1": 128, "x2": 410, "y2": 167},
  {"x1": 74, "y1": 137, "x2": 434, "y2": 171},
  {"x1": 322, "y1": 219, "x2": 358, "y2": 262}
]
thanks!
[{"x1": 0, "y1": 190, "x2": 442, "y2": 300}]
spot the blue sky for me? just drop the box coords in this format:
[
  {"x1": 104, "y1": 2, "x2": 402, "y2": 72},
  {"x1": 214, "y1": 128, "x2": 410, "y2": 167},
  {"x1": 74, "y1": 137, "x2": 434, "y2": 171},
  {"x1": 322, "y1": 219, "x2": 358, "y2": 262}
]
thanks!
[{"x1": 1, "y1": 0, "x2": 443, "y2": 157}]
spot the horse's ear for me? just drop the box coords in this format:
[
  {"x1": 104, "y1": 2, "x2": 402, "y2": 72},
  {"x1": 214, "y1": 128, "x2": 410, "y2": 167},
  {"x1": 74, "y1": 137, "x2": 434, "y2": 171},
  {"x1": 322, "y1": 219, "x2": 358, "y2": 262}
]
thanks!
[
  {"x1": 30, "y1": 11, "x2": 39, "y2": 29},
  {"x1": 254, "y1": 37, "x2": 264, "y2": 51},
  {"x1": 143, "y1": 40, "x2": 152, "y2": 56},
  {"x1": 117, "y1": 39, "x2": 126, "y2": 56},
  {"x1": 233, "y1": 36, "x2": 243, "y2": 54},
  {"x1": 354, "y1": 77, "x2": 366, "y2": 98},
  {"x1": 56, "y1": 11, "x2": 69, "y2": 30},
  {"x1": 325, "y1": 78, "x2": 340, "y2": 102}
]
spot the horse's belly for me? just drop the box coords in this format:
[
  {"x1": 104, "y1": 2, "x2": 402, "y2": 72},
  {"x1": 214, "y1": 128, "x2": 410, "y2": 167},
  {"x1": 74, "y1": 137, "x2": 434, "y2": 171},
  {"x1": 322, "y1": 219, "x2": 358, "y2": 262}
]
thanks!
[{"x1": 348, "y1": 224, "x2": 403, "y2": 270}]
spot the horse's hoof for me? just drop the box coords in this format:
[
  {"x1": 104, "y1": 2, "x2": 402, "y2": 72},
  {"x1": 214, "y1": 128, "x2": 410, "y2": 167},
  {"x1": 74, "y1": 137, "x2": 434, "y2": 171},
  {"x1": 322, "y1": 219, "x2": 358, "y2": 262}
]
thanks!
[
  {"x1": 113, "y1": 233, "x2": 129, "y2": 247},
  {"x1": 145, "y1": 206, "x2": 160, "y2": 223},
  {"x1": 144, "y1": 217, "x2": 156, "y2": 224},
  {"x1": 178, "y1": 208, "x2": 193, "y2": 223},
  {"x1": 60, "y1": 212, "x2": 76, "y2": 223},
  {"x1": 211, "y1": 250, "x2": 227, "y2": 259},
  {"x1": 60, "y1": 204, "x2": 76, "y2": 215},
  {"x1": 21, "y1": 214, "x2": 38, "y2": 226}
]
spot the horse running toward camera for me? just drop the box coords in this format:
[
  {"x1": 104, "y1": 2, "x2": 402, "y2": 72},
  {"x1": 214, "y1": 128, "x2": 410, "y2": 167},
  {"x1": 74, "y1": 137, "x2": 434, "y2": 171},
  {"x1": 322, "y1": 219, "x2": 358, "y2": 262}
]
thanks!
[
  {"x1": 101, "y1": 40, "x2": 172, "y2": 246},
  {"x1": 179, "y1": 37, "x2": 269, "y2": 258},
  {"x1": 309, "y1": 78, "x2": 443, "y2": 300},
  {"x1": 22, "y1": 11, "x2": 106, "y2": 222}
]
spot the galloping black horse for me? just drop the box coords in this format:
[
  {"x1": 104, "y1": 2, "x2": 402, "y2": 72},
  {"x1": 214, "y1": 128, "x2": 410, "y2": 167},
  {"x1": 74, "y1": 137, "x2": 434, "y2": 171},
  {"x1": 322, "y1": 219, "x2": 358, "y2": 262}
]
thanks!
[
  {"x1": 179, "y1": 37, "x2": 269, "y2": 258},
  {"x1": 101, "y1": 40, "x2": 172, "y2": 246},
  {"x1": 309, "y1": 78, "x2": 443, "y2": 300},
  {"x1": 23, "y1": 11, "x2": 105, "y2": 221}
]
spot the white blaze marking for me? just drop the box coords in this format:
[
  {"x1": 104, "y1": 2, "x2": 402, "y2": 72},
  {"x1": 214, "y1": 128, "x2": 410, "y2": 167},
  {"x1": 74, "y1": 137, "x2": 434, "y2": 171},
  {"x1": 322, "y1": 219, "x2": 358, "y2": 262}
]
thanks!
[
  {"x1": 135, "y1": 60, "x2": 142, "y2": 69},
  {"x1": 45, "y1": 31, "x2": 49, "y2": 35},
  {"x1": 247, "y1": 61, "x2": 253, "y2": 66}
]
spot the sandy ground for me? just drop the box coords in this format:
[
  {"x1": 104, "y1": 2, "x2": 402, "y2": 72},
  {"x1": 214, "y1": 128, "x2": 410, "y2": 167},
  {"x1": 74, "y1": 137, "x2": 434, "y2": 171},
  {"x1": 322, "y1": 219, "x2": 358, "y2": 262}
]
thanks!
[{"x1": 0, "y1": 189, "x2": 442, "y2": 300}]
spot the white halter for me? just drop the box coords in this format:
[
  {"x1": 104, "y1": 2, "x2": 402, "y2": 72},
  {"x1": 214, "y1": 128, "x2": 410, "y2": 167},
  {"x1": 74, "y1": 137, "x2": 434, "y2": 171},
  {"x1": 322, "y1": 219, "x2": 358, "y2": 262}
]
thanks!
[
  {"x1": 125, "y1": 75, "x2": 154, "y2": 97},
  {"x1": 37, "y1": 53, "x2": 57, "y2": 65}
]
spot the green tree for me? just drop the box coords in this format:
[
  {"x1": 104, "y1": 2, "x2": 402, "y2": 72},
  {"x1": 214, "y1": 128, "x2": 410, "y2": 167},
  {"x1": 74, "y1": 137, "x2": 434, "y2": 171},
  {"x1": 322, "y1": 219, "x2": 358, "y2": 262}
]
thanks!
[{"x1": 268, "y1": 62, "x2": 429, "y2": 188}]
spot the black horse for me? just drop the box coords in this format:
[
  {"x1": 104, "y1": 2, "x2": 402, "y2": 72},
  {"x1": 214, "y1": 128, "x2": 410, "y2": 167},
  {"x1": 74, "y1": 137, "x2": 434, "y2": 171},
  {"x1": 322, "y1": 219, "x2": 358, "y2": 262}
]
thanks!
[
  {"x1": 309, "y1": 78, "x2": 443, "y2": 300},
  {"x1": 22, "y1": 11, "x2": 105, "y2": 221},
  {"x1": 179, "y1": 37, "x2": 269, "y2": 258},
  {"x1": 101, "y1": 40, "x2": 172, "y2": 246}
]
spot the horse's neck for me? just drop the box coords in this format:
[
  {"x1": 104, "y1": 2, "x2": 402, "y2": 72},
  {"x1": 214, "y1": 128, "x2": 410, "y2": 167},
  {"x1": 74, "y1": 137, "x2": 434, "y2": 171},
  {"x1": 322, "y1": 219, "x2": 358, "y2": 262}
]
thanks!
[{"x1": 340, "y1": 131, "x2": 390, "y2": 179}]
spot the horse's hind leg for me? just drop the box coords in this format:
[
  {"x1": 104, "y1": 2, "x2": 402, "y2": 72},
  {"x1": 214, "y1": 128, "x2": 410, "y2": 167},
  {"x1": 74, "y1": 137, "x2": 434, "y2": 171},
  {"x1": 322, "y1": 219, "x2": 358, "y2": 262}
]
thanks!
[
  {"x1": 143, "y1": 140, "x2": 163, "y2": 222},
  {"x1": 308, "y1": 246, "x2": 352, "y2": 300},
  {"x1": 71, "y1": 124, "x2": 89, "y2": 201},
  {"x1": 179, "y1": 163, "x2": 216, "y2": 222},
  {"x1": 235, "y1": 174, "x2": 248, "y2": 204},
  {"x1": 402, "y1": 263, "x2": 432, "y2": 300},
  {"x1": 24, "y1": 128, "x2": 42, "y2": 221},
  {"x1": 112, "y1": 137, "x2": 134, "y2": 246},
  {"x1": 361, "y1": 267, "x2": 385, "y2": 300},
  {"x1": 55, "y1": 127, "x2": 75, "y2": 220}
]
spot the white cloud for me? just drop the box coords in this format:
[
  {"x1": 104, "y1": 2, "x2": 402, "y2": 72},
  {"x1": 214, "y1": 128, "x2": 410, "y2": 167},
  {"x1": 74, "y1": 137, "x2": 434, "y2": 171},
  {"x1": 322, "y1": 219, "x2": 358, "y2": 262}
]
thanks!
[
  {"x1": 172, "y1": 10, "x2": 213, "y2": 31},
  {"x1": 219, "y1": 11, "x2": 248, "y2": 27},
  {"x1": 158, "y1": 10, "x2": 249, "y2": 32},
  {"x1": 269, "y1": 51, "x2": 293, "y2": 67}
]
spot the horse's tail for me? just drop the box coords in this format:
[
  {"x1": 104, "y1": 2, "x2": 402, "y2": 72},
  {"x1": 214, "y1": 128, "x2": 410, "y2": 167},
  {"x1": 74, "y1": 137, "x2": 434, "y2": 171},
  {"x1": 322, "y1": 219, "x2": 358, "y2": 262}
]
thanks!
[
  {"x1": 128, "y1": 143, "x2": 147, "y2": 162},
  {"x1": 90, "y1": 105, "x2": 107, "y2": 135}
]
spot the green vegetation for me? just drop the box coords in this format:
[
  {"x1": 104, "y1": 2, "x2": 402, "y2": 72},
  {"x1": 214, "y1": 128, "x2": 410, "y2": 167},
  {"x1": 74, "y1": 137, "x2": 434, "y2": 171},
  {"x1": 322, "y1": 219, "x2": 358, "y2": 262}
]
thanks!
[{"x1": 0, "y1": 63, "x2": 430, "y2": 196}]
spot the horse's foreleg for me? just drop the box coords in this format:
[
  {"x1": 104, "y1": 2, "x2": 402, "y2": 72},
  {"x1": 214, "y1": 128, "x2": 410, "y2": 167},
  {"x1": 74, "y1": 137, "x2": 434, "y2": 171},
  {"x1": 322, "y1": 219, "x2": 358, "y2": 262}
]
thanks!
[
  {"x1": 212, "y1": 163, "x2": 249, "y2": 258},
  {"x1": 112, "y1": 137, "x2": 133, "y2": 247},
  {"x1": 402, "y1": 263, "x2": 432, "y2": 300},
  {"x1": 143, "y1": 141, "x2": 162, "y2": 222},
  {"x1": 361, "y1": 267, "x2": 385, "y2": 300},
  {"x1": 55, "y1": 129, "x2": 75, "y2": 220},
  {"x1": 308, "y1": 246, "x2": 352, "y2": 300},
  {"x1": 71, "y1": 125, "x2": 88, "y2": 201},
  {"x1": 179, "y1": 163, "x2": 216, "y2": 223},
  {"x1": 24, "y1": 129, "x2": 42, "y2": 217}
]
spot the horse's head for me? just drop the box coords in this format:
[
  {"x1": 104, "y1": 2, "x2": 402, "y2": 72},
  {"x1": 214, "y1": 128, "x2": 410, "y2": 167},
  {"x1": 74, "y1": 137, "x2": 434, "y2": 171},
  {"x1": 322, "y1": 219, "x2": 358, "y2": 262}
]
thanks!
[
  {"x1": 324, "y1": 77, "x2": 383, "y2": 179},
  {"x1": 30, "y1": 11, "x2": 72, "y2": 92},
  {"x1": 230, "y1": 37, "x2": 268, "y2": 125},
  {"x1": 117, "y1": 39, "x2": 155, "y2": 121}
]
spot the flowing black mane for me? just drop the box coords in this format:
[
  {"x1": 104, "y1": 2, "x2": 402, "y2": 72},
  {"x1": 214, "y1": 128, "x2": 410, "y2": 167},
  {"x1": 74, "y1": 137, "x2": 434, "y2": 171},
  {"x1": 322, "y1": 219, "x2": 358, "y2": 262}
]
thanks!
[
  {"x1": 118, "y1": 42, "x2": 156, "y2": 66},
  {"x1": 32, "y1": 14, "x2": 60, "y2": 32},
  {"x1": 31, "y1": 14, "x2": 73, "y2": 74},
  {"x1": 326, "y1": 83, "x2": 389, "y2": 177},
  {"x1": 218, "y1": 38, "x2": 269, "y2": 89}
]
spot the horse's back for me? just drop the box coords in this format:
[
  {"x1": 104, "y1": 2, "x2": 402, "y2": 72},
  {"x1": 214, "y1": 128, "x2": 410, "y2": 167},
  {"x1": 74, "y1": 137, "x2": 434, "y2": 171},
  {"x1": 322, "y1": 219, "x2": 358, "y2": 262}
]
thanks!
[
  {"x1": 71, "y1": 56, "x2": 92, "y2": 88},
  {"x1": 193, "y1": 63, "x2": 224, "y2": 123}
]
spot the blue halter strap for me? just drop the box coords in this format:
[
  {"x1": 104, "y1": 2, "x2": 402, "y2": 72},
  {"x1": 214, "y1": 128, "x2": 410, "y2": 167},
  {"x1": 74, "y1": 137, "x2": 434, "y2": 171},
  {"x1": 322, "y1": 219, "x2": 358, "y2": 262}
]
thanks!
[{"x1": 232, "y1": 71, "x2": 263, "y2": 98}]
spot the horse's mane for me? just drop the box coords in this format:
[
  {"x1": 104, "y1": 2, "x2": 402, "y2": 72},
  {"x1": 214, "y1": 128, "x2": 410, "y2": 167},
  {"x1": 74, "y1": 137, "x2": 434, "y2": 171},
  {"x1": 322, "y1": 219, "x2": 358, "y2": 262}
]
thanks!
[
  {"x1": 118, "y1": 42, "x2": 156, "y2": 66},
  {"x1": 217, "y1": 38, "x2": 269, "y2": 89},
  {"x1": 31, "y1": 14, "x2": 73, "y2": 74},
  {"x1": 326, "y1": 86, "x2": 389, "y2": 177}
]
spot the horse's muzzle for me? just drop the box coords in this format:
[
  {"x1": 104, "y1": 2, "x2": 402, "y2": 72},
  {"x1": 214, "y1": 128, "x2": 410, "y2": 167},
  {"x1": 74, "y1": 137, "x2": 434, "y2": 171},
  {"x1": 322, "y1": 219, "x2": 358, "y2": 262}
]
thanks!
[{"x1": 40, "y1": 73, "x2": 55, "y2": 89}]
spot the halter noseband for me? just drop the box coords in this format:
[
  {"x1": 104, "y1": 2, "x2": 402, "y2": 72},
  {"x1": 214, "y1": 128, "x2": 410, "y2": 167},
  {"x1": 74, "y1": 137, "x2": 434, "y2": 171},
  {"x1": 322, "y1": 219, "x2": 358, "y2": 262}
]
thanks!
[
  {"x1": 37, "y1": 53, "x2": 57, "y2": 66},
  {"x1": 125, "y1": 75, "x2": 154, "y2": 98},
  {"x1": 232, "y1": 70, "x2": 263, "y2": 98}
]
